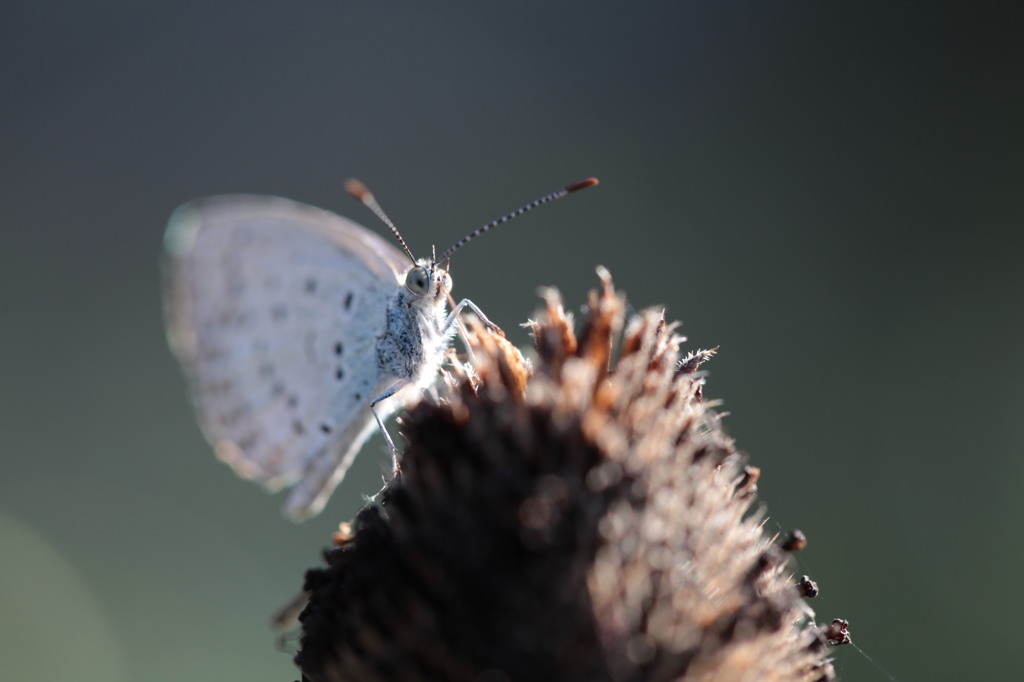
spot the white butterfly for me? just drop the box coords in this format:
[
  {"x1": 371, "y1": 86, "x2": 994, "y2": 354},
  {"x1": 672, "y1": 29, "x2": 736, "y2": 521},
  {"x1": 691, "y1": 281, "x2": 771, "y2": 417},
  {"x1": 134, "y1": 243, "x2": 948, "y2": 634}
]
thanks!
[{"x1": 163, "y1": 178, "x2": 597, "y2": 521}]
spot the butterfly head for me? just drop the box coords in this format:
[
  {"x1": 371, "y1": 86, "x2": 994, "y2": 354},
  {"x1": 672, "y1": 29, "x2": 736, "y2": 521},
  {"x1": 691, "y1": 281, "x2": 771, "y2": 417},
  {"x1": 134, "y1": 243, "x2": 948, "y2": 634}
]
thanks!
[{"x1": 404, "y1": 259, "x2": 452, "y2": 306}]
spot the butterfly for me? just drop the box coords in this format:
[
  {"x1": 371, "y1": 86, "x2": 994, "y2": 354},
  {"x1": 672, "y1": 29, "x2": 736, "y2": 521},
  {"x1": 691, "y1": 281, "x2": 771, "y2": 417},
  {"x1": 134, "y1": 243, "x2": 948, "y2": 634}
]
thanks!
[{"x1": 163, "y1": 178, "x2": 598, "y2": 520}]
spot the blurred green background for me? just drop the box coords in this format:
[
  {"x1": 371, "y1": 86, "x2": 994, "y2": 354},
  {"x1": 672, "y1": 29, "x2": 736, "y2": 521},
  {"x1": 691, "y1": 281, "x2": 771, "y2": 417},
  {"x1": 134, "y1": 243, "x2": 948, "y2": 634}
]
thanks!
[{"x1": 2, "y1": 2, "x2": 1021, "y2": 680}]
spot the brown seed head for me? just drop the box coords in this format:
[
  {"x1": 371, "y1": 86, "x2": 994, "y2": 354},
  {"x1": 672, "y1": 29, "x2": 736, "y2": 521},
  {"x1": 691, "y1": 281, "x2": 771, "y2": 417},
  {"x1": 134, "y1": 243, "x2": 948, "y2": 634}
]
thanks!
[{"x1": 295, "y1": 270, "x2": 840, "y2": 682}]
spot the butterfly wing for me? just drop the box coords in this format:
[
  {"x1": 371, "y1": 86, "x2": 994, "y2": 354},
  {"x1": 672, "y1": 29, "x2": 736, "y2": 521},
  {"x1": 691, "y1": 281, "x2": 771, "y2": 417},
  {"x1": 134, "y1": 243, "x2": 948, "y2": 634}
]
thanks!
[{"x1": 163, "y1": 195, "x2": 410, "y2": 520}]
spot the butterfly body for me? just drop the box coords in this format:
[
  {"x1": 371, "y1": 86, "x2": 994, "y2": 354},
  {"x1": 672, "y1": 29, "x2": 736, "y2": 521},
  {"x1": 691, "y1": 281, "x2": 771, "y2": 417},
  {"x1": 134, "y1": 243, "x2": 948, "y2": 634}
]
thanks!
[{"x1": 375, "y1": 259, "x2": 454, "y2": 385}]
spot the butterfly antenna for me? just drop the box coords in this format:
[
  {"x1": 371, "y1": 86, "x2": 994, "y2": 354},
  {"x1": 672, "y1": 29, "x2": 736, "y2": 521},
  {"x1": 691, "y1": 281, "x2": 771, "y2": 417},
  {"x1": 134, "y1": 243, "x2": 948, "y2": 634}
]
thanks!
[
  {"x1": 344, "y1": 178, "x2": 417, "y2": 263},
  {"x1": 435, "y1": 177, "x2": 599, "y2": 265}
]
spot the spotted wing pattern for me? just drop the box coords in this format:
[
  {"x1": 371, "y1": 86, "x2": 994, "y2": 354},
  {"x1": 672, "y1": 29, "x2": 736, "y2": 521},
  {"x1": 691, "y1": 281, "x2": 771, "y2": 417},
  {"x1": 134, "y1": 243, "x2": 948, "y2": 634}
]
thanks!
[{"x1": 163, "y1": 195, "x2": 409, "y2": 520}]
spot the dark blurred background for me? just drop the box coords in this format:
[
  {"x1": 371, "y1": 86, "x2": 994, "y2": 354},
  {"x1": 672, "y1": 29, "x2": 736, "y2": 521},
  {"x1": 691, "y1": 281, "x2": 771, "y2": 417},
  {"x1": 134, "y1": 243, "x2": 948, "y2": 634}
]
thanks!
[{"x1": 2, "y1": 2, "x2": 1021, "y2": 680}]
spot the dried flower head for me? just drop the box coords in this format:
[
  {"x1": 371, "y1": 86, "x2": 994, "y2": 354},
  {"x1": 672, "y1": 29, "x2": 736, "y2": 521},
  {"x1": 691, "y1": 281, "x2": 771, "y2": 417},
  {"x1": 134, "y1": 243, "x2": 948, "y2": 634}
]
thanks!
[{"x1": 295, "y1": 269, "x2": 842, "y2": 682}]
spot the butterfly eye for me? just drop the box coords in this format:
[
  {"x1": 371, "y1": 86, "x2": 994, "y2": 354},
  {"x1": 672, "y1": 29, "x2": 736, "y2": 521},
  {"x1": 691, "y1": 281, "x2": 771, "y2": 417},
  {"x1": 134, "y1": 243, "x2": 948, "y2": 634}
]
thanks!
[{"x1": 405, "y1": 266, "x2": 430, "y2": 295}]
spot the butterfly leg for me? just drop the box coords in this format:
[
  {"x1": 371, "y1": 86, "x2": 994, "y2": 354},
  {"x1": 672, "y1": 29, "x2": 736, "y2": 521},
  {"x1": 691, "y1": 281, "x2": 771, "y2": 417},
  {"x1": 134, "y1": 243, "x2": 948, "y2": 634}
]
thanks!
[
  {"x1": 370, "y1": 379, "x2": 409, "y2": 471},
  {"x1": 443, "y1": 298, "x2": 503, "y2": 336}
]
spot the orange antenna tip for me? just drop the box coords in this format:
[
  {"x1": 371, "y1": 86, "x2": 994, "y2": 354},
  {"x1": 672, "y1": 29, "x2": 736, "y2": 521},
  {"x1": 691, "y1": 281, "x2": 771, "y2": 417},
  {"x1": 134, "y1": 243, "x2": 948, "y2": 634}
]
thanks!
[
  {"x1": 343, "y1": 178, "x2": 372, "y2": 203},
  {"x1": 566, "y1": 177, "x2": 599, "y2": 193}
]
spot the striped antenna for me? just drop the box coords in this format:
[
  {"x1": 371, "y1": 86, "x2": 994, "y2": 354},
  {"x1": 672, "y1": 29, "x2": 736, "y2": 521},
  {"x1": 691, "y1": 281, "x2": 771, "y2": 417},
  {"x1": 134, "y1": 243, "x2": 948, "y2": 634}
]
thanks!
[
  {"x1": 434, "y1": 177, "x2": 599, "y2": 266},
  {"x1": 344, "y1": 178, "x2": 417, "y2": 264}
]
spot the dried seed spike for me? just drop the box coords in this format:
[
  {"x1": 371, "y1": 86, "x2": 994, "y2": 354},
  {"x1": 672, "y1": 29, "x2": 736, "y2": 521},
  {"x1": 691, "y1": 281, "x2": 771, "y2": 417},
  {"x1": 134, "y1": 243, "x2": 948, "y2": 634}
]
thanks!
[
  {"x1": 333, "y1": 521, "x2": 355, "y2": 547},
  {"x1": 464, "y1": 315, "x2": 530, "y2": 399},
  {"x1": 576, "y1": 266, "x2": 625, "y2": 381},
  {"x1": 824, "y1": 618, "x2": 852, "y2": 646},
  {"x1": 677, "y1": 346, "x2": 719, "y2": 375},
  {"x1": 797, "y1": 575, "x2": 820, "y2": 598},
  {"x1": 527, "y1": 286, "x2": 577, "y2": 376},
  {"x1": 782, "y1": 528, "x2": 809, "y2": 552},
  {"x1": 734, "y1": 464, "x2": 761, "y2": 497}
]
